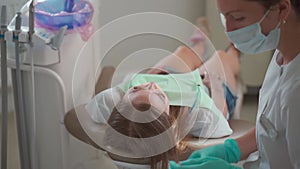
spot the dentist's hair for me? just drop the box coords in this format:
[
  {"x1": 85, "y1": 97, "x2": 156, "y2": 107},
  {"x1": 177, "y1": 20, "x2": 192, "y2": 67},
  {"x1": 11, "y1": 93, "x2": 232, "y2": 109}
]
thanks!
[
  {"x1": 248, "y1": 0, "x2": 300, "y2": 16},
  {"x1": 291, "y1": 0, "x2": 300, "y2": 16},
  {"x1": 248, "y1": 0, "x2": 280, "y2": 8}
]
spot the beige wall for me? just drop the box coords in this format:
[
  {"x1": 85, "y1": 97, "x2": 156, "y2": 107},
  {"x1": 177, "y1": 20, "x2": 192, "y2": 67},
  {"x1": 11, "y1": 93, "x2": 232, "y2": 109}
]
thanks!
[
  {"x1": 99, "y1": 0, "x2": 206, "y2": 27},
  {"x1": 99, "y1": 0, "x2": 206, "y2": 67},
  {"x1": 98, "y1": 0, "x2": 272, "y2": 88},
  {"x1": 205, "y1": 0, "x2": 228, "y2": 50}
]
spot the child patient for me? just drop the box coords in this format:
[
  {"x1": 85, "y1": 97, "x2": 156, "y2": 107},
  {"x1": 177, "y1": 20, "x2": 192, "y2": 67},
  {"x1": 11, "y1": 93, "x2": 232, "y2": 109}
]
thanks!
[{"x1": 85, "y1": 18, "x2": 241, "y2": 169}]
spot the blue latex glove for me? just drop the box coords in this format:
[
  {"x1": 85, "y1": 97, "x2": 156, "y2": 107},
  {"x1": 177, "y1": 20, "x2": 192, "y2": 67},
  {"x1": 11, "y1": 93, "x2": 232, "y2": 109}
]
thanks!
[
  {"x1": 188, "y1": 139, "x2": 241, "y2": 163},
  {"x1": 169, "y1": 157, "x2": 242, "y2": 169}
]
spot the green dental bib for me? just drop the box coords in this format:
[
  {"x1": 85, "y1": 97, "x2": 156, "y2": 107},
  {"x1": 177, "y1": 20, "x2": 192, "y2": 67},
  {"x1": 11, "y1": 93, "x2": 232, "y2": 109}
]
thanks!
[{"x1": 117, "y1": 70, "x2": 220, "y2": 113}]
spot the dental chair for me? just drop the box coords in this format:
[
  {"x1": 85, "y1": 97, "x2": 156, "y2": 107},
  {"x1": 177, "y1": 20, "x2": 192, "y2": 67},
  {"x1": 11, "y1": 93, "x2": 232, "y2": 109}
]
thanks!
[
  {"x1": 187, "y1": 75, "x2": 255, "y2": 149},
  {"x1": 64, "y1": 65, "x2": 255, "y2": 169}
]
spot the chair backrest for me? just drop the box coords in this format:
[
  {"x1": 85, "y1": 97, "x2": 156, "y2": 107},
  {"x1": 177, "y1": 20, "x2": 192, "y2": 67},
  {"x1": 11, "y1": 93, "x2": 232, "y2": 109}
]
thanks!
[{"x1": 95, "y1": 66, "x2": 116, "y2": 94}]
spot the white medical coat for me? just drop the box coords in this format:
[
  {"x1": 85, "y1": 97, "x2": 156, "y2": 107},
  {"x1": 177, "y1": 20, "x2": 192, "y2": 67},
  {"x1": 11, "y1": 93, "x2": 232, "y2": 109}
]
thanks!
[{"x1": 246, "y1": 50, "x2": 300, "y2": 169}]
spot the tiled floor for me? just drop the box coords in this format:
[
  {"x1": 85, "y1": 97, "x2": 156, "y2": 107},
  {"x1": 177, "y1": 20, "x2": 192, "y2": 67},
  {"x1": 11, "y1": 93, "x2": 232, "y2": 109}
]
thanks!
[
  {"x1": 0, "y1": 112, "x2": 20, "y2": 169},
  {"x1": 240, "y1": 94, "x2": 259, "y2": 123},
  {"x1": 0, "y1": 94, "x2": 259, "y2": 169}
]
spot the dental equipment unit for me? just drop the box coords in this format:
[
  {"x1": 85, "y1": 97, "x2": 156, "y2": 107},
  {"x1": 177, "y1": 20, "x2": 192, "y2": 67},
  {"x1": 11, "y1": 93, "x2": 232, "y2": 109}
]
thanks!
[{"x1": 1, "y1": 1, "x2": 68, "y2": 169}]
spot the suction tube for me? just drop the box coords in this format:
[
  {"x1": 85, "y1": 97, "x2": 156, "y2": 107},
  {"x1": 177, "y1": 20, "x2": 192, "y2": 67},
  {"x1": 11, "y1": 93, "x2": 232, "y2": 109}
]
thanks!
[
  {"x1": 13, "y1": 12, "x2": 31, "y2": 169},
  {"x1": 28, "y1": 1, "x2": 40, "y2": 169},
  {"x1": 29, "y1": 0, "x2": 35, "y2": 42},
  {"x1": 1, "y1": 5, "x2": 8, "y2": 169}
]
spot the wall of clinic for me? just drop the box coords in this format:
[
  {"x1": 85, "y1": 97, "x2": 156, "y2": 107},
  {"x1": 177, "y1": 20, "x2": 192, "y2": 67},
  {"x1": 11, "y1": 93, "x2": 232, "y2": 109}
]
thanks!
[
  {"x1": 0, "y1": 0, "x2": 206, "y2": 112},
  {"x1": 98, "y1": 0, "x2": 206, "y2": 69},
  {"x1": 99, "y1": 0, "x2": 271, "y2": 89}
]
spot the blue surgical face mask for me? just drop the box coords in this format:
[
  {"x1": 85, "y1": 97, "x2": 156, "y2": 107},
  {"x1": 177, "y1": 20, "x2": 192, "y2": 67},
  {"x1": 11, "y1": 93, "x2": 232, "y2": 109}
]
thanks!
[{"x1": 221, "y1": 10, "x2": 281, "y2": 55}]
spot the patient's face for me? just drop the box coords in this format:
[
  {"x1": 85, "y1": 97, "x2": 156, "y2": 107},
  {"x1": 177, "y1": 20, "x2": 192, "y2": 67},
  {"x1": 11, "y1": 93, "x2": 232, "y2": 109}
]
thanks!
[{"x1": 124, "y1": 82, "x2": 170, "y2": 114}]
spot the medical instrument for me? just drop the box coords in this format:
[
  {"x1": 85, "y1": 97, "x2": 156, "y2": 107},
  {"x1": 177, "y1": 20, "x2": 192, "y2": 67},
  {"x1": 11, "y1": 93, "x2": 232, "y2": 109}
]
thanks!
[
  {"x1": 12, "y1": 2, "x2": 67, "y2": 168},
  {"x1": 27, "y1": 1, "x2": 40, "y2": 169},
  {"x1": 29, "y1": 1, "x2": 34, "y2": 41},
  {"x1": 13, "y1": 11, "x2": 32, "y2": 169},
  {"x1": 6, "y1": 1, "x2": 68, "y2": 64},
  {"x1": 28, "y1": 3, "x2": 67, "y2": 165},
  {"x1": 1, "y1": 5, "x2": 8, "y2": 169},
  {"x1": 259, "y1": 102, "x2": 278, "y2": 141}
]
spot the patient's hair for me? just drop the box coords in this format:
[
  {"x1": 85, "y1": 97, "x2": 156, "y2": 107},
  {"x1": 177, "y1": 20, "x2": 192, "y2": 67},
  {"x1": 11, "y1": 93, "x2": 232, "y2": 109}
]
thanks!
[
  {"x1": 105, "y1": 69, "x2": 191, "y2": 169},
  {"x1": 106, "y1": 99, "x2": 189, "y2": 169}
]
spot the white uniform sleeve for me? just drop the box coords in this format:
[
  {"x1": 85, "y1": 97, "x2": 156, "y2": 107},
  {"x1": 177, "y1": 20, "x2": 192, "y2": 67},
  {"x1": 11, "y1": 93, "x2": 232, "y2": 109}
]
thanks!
[
  {"x1": 85, "y1": 87, "x2": 124, "y2": 123},
  {"x1": 189, "y1": 107, "x2": 232, "y2": 138},
  {"x1": 281, "y1": 80, "x2": 300, "y2": 168}
]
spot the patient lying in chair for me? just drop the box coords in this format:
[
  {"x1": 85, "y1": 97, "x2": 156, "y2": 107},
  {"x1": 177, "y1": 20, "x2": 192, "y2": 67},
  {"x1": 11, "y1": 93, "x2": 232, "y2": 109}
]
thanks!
[{"x1": 67, "y1": 18, "x2": 241, "y2": 169}]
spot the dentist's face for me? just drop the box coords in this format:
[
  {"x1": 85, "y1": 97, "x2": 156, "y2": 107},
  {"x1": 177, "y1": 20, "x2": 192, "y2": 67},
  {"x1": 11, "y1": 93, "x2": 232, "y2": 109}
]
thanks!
[
  {"x1": 216, "y1": 0, "x2": 279, "y2": 34},
  {"x1": 124, "y1": 82, "x2": 170, "y2": 114}
]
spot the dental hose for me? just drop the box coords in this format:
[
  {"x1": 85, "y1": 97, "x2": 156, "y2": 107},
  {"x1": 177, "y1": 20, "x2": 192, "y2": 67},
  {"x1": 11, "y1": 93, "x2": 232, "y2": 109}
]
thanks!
[
  {"x1": 1, "y1": 5, "x2": 8, "y2": 169},
  {"x1": 14, "y1": 12, "x2": 31, "y2": 169},
  {"x1": 28, "y1": 1, "x2": 39, "y2": 168}
]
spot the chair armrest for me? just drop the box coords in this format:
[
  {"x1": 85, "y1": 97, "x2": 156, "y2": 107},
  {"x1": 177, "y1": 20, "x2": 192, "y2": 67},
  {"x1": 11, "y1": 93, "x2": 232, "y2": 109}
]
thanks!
[{"x1": 187, "y1": 119, "x2": 255, "y2": 150}]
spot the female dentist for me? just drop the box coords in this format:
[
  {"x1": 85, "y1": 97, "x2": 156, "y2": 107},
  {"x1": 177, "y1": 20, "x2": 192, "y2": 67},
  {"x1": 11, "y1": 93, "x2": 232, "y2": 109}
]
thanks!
[{"x1": 169, "y1": 0, "x2": 300, "y2": 169}]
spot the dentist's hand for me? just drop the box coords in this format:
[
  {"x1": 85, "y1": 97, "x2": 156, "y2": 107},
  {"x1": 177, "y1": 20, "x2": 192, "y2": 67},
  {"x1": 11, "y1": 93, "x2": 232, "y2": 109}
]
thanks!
[
  {"x1": 169, "y1": 156, "x2": 242, "y2": 169},
  {"x1": 188, "y1": 139, "x2": 241, "y2": 163},
  {"x1": 169, "y1": 139, "x2": 241, "y2": 169}
]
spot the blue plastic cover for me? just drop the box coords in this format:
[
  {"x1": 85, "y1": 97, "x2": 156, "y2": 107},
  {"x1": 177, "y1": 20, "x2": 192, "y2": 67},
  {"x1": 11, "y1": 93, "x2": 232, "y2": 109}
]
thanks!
[{"x1": 34, "y1": 0, "x2": 94, "y2": 41}]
